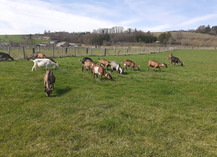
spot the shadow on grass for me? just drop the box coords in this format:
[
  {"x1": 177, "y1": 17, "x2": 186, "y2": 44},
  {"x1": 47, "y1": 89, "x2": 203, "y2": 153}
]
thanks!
[
  {"x1": 122, "y1": 71, "x2": 129, "y2": 75},
  {"x1": 55, "y1": 87, "x2": 72, "y2": 96}
]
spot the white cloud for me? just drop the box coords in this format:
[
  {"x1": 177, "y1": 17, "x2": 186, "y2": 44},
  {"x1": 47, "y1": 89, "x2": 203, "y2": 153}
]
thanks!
[
  {"x1": 181, "y1": 14, "x2": 217, "y2": 27},
  {"x1": 0, "y1": 0, "x2": 117, "y2": 34},
  {"x1": 141, "y1": 24, "x2": 171, "y2": 32},
  {"x1": 1, "y1": 0, "x2": 217, "y2": 34}
]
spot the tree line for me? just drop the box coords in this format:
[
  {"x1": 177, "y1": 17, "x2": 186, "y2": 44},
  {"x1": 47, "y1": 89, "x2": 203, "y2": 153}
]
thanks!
[
  {"x1": 195, "y1": 25, "x2": 217, "y2": 35},
  {"x1": 7, "y1": 25, "x2": 217, "y2": 47},
  {"x1": 44, "y1": 29, "x2": 160, "y2": 46}
]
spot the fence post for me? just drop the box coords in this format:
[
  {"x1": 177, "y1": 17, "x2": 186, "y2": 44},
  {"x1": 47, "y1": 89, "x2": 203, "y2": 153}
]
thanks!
[
  {"x1": 104, "y1": 48, "x2": 106, "y2": 56},
  {"x1": 33, "y1": 47, "x2": 35, "y2": 53},
  {"x1": 77, "y1": 47, "x2": 79, "y2": 56},
  {"x1": 86, "y1": 48, "x2": 88, "y2": 56},
  {"x1": 8, "y1": 46, "x2": 10, "y2": 55},
  {"x1": 74, "y1": 47, "x2": 76, "y2": 56},
  {"x1": 114, "y1": 47, "x2": 116, "y2": 56},
  {"x1": 52, "y1": 45, "x2": 54, "y2": 57},
  {"x1": 23, "y1": 46, "x2": 26, "y2": 59},
  {"x1": 65, "y1": 47, "x2": 68, "y2": 55},
  {"x1": 37, "y1": 45, "x2": 40, "y2": 52},
  {"x1": 91, "y1": 47, "x2": 92, "y2": 56}
]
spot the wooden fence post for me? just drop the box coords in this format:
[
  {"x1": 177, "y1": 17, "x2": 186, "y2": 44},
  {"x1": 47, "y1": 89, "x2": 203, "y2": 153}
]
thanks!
[
  {"x1": 52, "y1": 45, "x2": 55, "y2": 57},
  {"x1": 23, "y1": 46, "x2": 26, "y2": 59},
  {"x1": 104, "y1": 48, "x2": 106, "y2": 56},
  {"x1": 91, "y1": 47, "x2": 92, "y2": 56},
  {"x1": 8, "y1": 46, "x2": 10, "y2": 55},
  {"x1": 86, "y1": 48, "x2": 88, "y2": 55},
  {"x1": 33, "y1": 47, "x2": 35, "y2": 54},
  {"x1": 114, "y1": 47, "x2": 116, "y2": 56},
  {"x1": 77, "y1": 47, "x2": 79, "y2": 56},
  {"x1": 74, "y1": 47, "x2": 76, "y2": 56},
  {"x1": 65, "y1": 47, "x2": 68, "y2": 55}
]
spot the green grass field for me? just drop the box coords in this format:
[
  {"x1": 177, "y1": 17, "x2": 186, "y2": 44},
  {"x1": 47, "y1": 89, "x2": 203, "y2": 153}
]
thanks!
[
  {"x1": 0, "y1": 50, "x2": 216, "y2": 156},
  {"x1": 0, "y1": 35, "x2": 47, "y2": 45}
]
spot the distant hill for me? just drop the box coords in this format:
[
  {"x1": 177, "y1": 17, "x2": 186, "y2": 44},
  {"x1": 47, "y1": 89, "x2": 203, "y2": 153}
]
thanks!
[
  {"x1": 153, "y1": 31, "x2": 217, "y2": 47},
  {"x1": 0, "y1": 35, "x2": 48, "y2": 46},
  {"x1": 1, "y1": 31, "x2": 217, "y2": 47}
]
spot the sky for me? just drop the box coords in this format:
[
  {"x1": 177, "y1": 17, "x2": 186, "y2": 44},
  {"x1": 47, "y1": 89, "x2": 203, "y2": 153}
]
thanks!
[{"x1": 1, "y1": 0, "x2": 217, "y2": 34}]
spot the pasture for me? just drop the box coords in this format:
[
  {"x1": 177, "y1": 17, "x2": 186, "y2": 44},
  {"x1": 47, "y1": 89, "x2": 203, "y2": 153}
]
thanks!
[{"x1": 0, "y1": 49, "x2": 216, "y2": 156}]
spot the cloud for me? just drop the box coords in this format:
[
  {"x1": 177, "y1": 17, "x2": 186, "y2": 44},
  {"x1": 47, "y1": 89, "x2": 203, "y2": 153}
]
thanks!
[
  {"x1": 181, "y1": 14, "x2": 217, "y2": 27},
  {"x1": 0, "y1": 0, "x2": 117, "y2": 34},
  {"x1": 141, "y1": 24, "x2": 171, "y2": 32}
]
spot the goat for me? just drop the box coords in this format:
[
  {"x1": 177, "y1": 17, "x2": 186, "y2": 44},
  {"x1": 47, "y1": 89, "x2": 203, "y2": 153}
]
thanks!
[
  {"x1": 123, "y1": 60, "x2": 140, "y2": 71},
  {"x1": 98, "y1": 58, "x2": 110, "y2": 70},
  {"x1": 81, "y1": 60, "x2": 95, "y2": 72},
  {"x1": 27, "y1": 52, "x2": 56, "y2": 63},
  {"x1": 148, "y1": 60, "x2": 167, "y2": 71},
  {"x1": 43, "y1": 70, "x2": 56, "y2": 96},
  {"x1": 0, "y1": 52, "x2": 14, "y2": 61},
  {"x1": 80, "y1": 57, "x2": 93, "y2": 64},
  {"x1": 168, "y1": 53, "x2": 173, "y2": 60},
  {"x1": 110, "y1": 61, "x2": 123, "y2": 74},
  {"x1": 170, "y1": 56, "x2": 183, "y2": 66},
  {"x1": 92, "y1": 64, "x2": 112, "y2": 81},
  {"x1": 27, "y1": 52, "x2": 46, "y2": 60},
  {"x1": 31, "y1": 58, "x2": 58, "y2": 71}
]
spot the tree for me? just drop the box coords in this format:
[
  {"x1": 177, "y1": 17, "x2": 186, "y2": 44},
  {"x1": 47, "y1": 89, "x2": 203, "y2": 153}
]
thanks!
[{"x1": 158, "y1": 32, "x2": 173, "y2": 44}]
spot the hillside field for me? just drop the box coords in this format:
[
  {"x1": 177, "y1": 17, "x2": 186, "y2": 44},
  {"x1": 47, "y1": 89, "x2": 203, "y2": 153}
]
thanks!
[{"x1": 0, "y1": 50, "x2": 217, "y2": 156}]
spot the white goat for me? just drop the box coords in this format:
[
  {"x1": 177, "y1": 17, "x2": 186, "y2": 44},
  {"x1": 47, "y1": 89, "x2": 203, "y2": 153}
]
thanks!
[
  {"x1": 110, "y1": 61, "x2": 123, "y2": 74},
  {"x1": 31, "y1": 59, "x2": 58, "y2": 71}
]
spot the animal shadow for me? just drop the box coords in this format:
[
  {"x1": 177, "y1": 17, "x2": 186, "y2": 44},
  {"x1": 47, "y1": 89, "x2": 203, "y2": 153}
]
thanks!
[
  {"x1": 121, "y1": 71, "x2": 129, "y2": 75},
  {"x1": 55, "y1": 87, "x2": 72, "y2": 96}
]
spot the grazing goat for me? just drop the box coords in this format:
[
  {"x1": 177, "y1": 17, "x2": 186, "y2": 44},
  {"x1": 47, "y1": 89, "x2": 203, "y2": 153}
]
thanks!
[
  {"x1": 98, "y1": 58, "x2": 110, "y2": 70},
  {"x1": 123, "y1": 60, "x2": 140, "y2": 71},
  {"x1": 27, "y1": 52, "x2": 56, "y2": 63},
  {"x1": 31, "y1": 58, "x2": 58, "y2": 71},
  {"x1": 0, "y1": 52, "x2": 14, "y2": 61},
  {"x1": 81, "y1": 60, "x2": 95, "y2": 72},
  {"x1": 44, "y1": 70, "x2": 56, "y2": 96},
  {"x1": 148, "y1": 60, "x2": 167, "y2": 71},
  {"x1": 110, "y1": 61, "x2": 123, "y2": 74},
  {"x1": 27, "y1": 52, "x2": 46, "y2": 60},
  {"x1": 168, "y1": 53, "x2": 173, "y2": 60},
  {"x1": 170, "y1": 56, "x2": 183, "y2": 66},
  {"x1": 80, "y1": 57, "x2": 93, "y2": 64},
  {"x1": 92, "y1": 64, "x2": 112, "y2": 81}
]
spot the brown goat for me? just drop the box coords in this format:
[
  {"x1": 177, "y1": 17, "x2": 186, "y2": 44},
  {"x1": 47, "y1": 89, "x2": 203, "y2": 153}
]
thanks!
[
  {"x1": 27, "y1": 52, "x2": 46, "y2": 60},
  {"x1": 148, "y1": 60, "x2": 167, "y2": 71},
  {"x1": 170, "y1": 56, "x2": 183, "y2": 66},
  {"x1": 81, "y1": 60, "x2": 95, "y2": 72},
  {"x1": 92, "y1": 64, "x2": 112, "y2": 81},
  {"x1": 123, "y1": 60, "x2": 140, "y2": 71},
  {"x1": 27, "y1": 52, "x2": 56, "y2": 63},
  {"x1": 43, "y1": 70, "x2": 56, "y2": 96},
  {"x1": 98, "y1": 58, "x2": 110, "y2": 70},
  {"x1": 168, "y1": 53, "x2": 173, "y2": 60}
]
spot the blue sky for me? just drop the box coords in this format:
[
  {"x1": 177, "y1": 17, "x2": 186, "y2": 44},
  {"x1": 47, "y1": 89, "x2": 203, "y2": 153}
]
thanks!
[{"x1": 1, "y1": 0, "x2": 217, "y2": 34}]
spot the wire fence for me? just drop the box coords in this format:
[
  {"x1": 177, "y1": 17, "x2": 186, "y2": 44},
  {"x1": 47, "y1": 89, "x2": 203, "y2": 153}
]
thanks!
[
  {"x1": 3, "y1": 45, "x2": 217, "y2": 60},
  {"x1": 0, "y1": 45, "x2": 177, "y2": 60}
]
